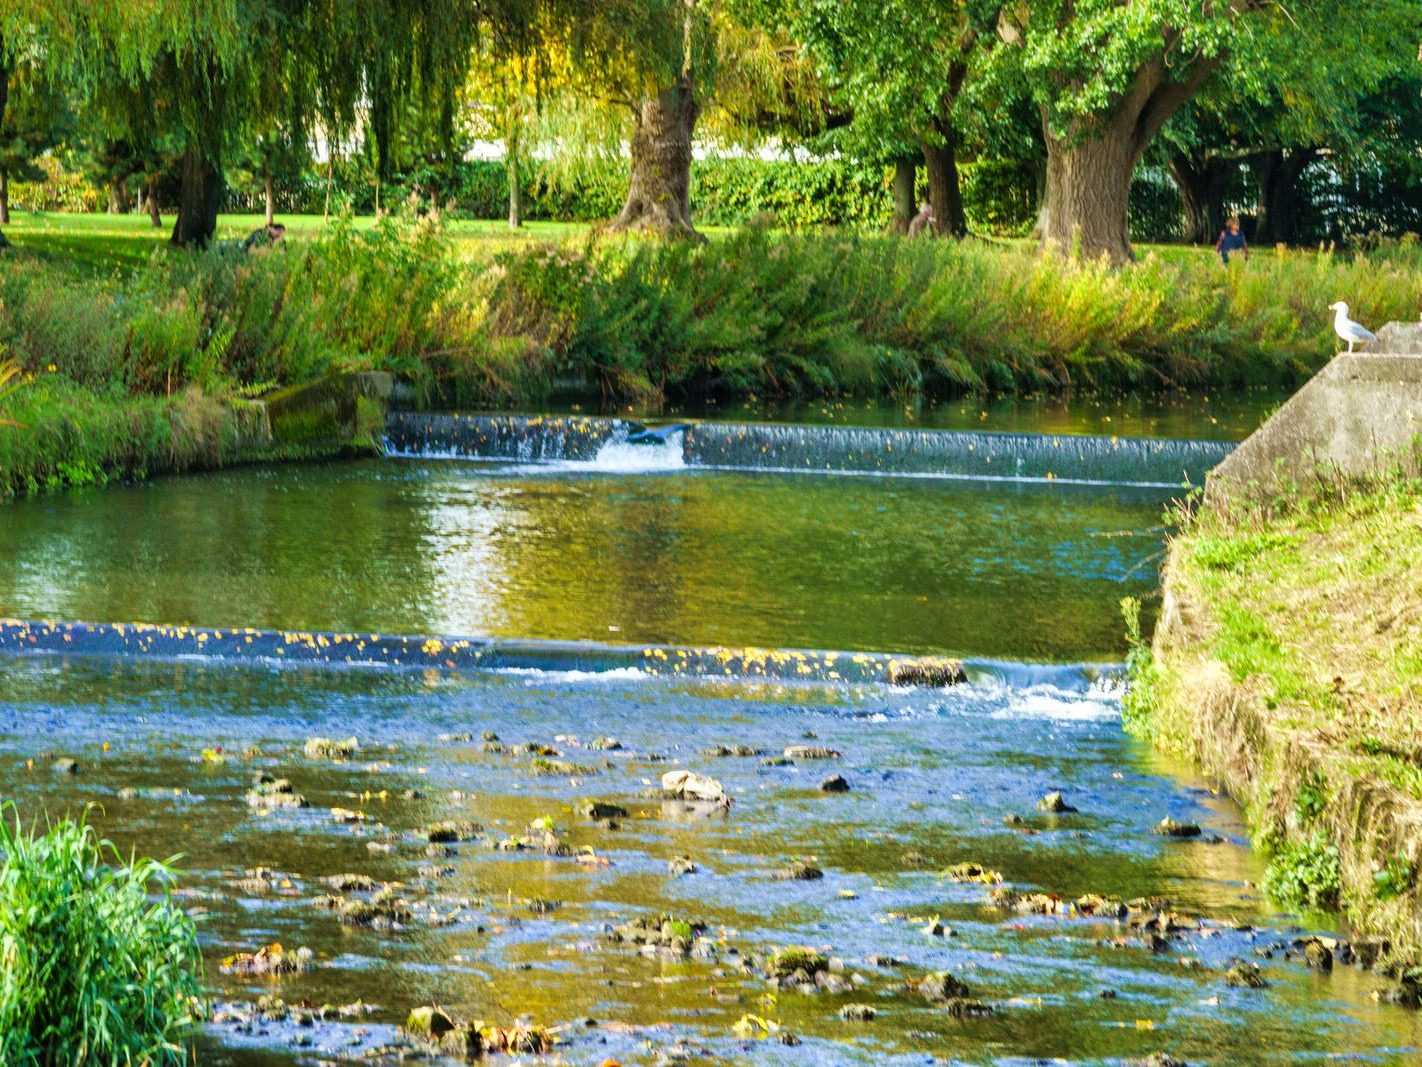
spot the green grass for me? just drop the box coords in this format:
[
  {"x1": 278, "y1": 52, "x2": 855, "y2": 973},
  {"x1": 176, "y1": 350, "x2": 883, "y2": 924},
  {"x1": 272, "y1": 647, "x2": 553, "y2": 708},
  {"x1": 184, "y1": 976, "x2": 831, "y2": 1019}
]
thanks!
[{"x1": 0, "y1": 807, "x2": 203, "y2": 1064}]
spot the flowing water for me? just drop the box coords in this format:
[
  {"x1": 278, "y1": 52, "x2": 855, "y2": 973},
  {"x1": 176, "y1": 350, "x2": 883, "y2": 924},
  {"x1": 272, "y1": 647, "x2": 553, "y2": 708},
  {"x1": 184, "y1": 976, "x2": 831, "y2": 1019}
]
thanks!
[{"x1": 0, "y1": 405, "x2": 1418, "y2": 1065}]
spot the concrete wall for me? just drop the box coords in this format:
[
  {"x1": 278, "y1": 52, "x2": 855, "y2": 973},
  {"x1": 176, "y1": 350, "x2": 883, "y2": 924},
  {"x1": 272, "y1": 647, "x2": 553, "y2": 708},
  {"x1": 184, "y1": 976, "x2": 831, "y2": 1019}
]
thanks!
[{"x1": 1207, "y1": 322, "x2": 1422, "y2": 504}]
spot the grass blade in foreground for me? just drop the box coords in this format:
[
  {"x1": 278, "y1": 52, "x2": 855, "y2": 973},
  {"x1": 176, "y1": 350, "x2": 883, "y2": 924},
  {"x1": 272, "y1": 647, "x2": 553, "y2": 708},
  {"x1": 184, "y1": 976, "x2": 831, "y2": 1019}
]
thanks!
[{"x1": 0, "y1": 806, "x2": 204, "y2": 1065}]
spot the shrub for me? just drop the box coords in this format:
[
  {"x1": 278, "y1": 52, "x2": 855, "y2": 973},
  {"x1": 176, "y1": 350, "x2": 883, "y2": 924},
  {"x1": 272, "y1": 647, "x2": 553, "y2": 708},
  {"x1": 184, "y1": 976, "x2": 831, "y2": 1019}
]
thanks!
[
  {"x1": 0, "y1": 808, "x2": 203, "y2": 1065},
  {"x1": 1260, "y1": 833, "x2": 1342, "y2": 910}
]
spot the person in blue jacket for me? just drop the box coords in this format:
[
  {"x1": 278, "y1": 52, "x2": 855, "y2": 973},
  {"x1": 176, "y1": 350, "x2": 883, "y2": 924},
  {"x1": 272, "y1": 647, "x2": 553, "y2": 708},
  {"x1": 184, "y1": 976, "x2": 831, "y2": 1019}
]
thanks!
[{"x1": 1215, "y1": 217, "x2": 1248, "y2": 264}]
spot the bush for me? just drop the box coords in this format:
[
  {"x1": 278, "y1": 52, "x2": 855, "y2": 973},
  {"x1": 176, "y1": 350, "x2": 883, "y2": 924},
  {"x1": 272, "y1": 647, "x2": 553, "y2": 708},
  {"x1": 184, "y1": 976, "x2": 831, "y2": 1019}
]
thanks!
[
  {"x1": 0, "y1": 808, "x2": 203, "y2": 1065},
  {"x1": 1260, "y1": 833, "x2": 1343, "y2": 910}
]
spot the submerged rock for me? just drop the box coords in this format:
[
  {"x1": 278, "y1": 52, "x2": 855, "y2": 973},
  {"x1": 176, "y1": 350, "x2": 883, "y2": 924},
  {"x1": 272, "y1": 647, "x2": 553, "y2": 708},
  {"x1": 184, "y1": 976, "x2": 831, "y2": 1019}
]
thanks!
[
  {"x1": 760, "y1": 756, "x2": 794, "y2": 767},
  {"x1": 304, "y1": 736, "x2": 358, "y2": 760},
  {"x1": 424, "y1": 820, "x2": 481, "y2": 844},
  {"x1": 839, "y1": 1003, "x2": 876, "y2": 1022},
  {"x1": 989, "y1": 887, "x2": 1065, "y2": 915},
  {"x1": 765, "y1": 947, "x2": 829, "y2": 985},
  {"x1": 246, "y1": 777, "x2": 309, "y2": 810},
  {"x1": 910, "y1": 971, "x2": 971, "y2": 1002},
  {"x1": 669, "y1": 856, "x2": 698, "y2": 876},
  {"x1": 528, "y1": 757, "x2": 596, "y2": 777},
  {"x1": 1301, "y1": 938, "x2": 1334, "y2": 972},
  {"x1": 942, "y1": 862, "x2": 1002, "y2": 884},
  {"x1": 220, "y1": 943, "x2": 313, "y2": 976},
  {"x1": 1153, "y1": 817, "x2": 1202, "y2": 838},
  {"x1": 1037, "y1": 791, "x2": 1077, "y2": 813},
  {"x1": 323, "y1": 873, "x2": 378, "y2": 892},
  {"x1": 704, "y1": 744, "x2": 762, "y2": 757},
  {"x1": 590, "y1": 737, "x2": 623, "y2": 751},
  {"x1": 607, "y1": 914, "x2": 711, "y2": 957},
  {"x1": 583, "y1": 801, "x2": 629, "y2": 821},
  {"x1": 1224, "y1": 961, "x2": 1268, "y2": 988},
  {"x1": 887, "y1": 658, "x2": 966, "y2": 687},
  {"x1": 51, "y1": 757, "x2": 80, "y2": 775},
  {"x1": 784, "y1": 745, "x2": 841, "y2": 760},
  {"x1": 942, "y1": 998, "x2": 993, "y2": 1018},
  {"x1": 774, "y1": 860, "x2": 824, "y2": 881},
  {"x1": 406, "y1": 1005, "x2": 456, "y2": 1040},
  {"x1": 819, "y1": 774, "x2": 851, "y2": 793}
]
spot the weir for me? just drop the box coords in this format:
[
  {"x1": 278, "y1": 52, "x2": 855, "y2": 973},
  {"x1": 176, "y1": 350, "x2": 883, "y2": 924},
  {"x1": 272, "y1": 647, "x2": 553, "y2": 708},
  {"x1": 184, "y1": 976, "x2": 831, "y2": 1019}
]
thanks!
[
  {"x1": 0, "y1": 618, "x2": 965, "y2": 687},
  {"x1": 385, "y1": 411, "x2": 1234, "y2": 487}
]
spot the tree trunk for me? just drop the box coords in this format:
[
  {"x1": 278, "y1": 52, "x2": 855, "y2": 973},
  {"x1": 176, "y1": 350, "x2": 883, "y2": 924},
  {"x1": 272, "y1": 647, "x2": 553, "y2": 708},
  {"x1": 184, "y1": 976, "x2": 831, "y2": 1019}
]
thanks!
[
  {"x1": 1038, "y1": 58, "x2": 1219, "y2": 264},
  {"x1": 609, "y1": 79, "x2": 700, "y2": 238},
  {"x1": 170, "y1": 148, "x2": 224, "y2": 249},
  {"x1": 264, "y1": 170, "x2": 275, "y2": 227},
  {"x1": 108, "y1": 178, "x2": 131, "y2": 214},
  {"x1": 0, "y1": 170, "x2": 9, "y2": 226},
  {"x1": 0, "y1": 40, "x2": 9, "y2": 246},
  {"x1": 921, "y1": 138, "x2": 967, "y2": 238},
  {"x1": 146, "y1": 176, "x2": 162, "y2": 227},
  {"x1": 1251, "y1": 148, "x2": 1317, "y2": 246},
  {"x1": 507, "y1": 142, "x2": 523, "y2": 228},
  {"x1": 890, "y1": 157, "x2": 916, "y2": 234},
  {"x1": 1168, "y1": 152, "x2": 1234, "y2": 245}
]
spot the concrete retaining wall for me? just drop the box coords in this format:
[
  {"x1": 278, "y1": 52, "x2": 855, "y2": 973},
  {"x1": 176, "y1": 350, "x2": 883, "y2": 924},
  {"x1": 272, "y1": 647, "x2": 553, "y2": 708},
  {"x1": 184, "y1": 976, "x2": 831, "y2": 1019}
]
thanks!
[{"x1": 1207, "y1": 322, "x2": 1422, "y2": 503}]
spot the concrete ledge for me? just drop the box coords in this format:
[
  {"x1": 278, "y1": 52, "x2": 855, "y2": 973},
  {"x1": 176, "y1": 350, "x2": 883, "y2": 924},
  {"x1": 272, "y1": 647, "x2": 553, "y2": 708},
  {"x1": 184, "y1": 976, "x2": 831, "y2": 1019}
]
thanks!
[
  {"x1": 256, "y1": 372, "x2": 393, "y2": 452},
  {"x1": 1207, "y1": 322, "x2": 1422, "y2": 504}
]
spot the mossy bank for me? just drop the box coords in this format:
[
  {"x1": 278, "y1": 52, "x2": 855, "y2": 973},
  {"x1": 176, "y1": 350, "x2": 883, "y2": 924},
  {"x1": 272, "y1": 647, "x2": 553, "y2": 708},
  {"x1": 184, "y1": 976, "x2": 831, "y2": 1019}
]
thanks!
[
  {"x1": 1130, "y1": 477, "x2": 1422, "y2": 965},
  {"x1": 0, "y1": 373, "x2": 389, "y2": 501}
]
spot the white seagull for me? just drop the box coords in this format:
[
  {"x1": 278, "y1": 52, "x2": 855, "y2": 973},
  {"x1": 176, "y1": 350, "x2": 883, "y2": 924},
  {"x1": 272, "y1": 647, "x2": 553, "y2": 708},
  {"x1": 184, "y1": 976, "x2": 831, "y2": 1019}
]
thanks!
[{"x1": 1328, "y1": 301, "x2": 1377, "y2": 353}]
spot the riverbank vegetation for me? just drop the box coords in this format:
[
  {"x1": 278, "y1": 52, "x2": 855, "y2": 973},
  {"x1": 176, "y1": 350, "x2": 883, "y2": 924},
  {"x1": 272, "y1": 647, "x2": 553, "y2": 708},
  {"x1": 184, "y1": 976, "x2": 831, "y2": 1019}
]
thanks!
[
  {"x1": 1132, "y1": 475, "x2": 1422, "y2": 960},
  {"x1": 0, "y1": 809, "x2": 203, "y2": 1064},
  {"x1": 2, "y1": 217, "x2": 1419, "y2": 498}
]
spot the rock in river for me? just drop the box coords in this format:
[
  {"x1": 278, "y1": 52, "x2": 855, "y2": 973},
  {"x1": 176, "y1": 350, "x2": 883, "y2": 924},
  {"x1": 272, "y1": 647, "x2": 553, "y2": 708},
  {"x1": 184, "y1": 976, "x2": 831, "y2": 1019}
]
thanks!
[
  {"x1": 1037, "y1": 791, "x2": 1077, "y2": 813},
  {"x1": 819, "y1": 774, "x2": 851, "y2": 793},
  {"x1": 660, "y1": 770, "x2": 729, "y2": 805}
]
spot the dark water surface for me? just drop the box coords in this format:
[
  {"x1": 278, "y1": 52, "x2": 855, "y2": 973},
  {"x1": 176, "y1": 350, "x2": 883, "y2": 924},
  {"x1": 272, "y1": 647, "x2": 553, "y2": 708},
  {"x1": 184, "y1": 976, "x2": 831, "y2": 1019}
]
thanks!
[{"x1": 0, "y1": 407, "x2": 1416, "y2": 1065}]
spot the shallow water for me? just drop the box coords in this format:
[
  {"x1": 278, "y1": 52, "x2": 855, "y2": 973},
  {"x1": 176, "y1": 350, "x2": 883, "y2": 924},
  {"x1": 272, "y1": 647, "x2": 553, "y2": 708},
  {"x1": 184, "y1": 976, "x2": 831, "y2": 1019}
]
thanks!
[{"x1": 0, "y1": 408, "x2": 1417, "y2": 1065}]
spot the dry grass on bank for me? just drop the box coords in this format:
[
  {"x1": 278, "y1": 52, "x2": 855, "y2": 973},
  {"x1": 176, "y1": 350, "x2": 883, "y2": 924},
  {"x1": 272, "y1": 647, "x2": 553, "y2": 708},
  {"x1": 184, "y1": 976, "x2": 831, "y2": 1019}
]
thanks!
[{"x1": 1137, "y1": 477, "x2": 1422, "y2": 959}]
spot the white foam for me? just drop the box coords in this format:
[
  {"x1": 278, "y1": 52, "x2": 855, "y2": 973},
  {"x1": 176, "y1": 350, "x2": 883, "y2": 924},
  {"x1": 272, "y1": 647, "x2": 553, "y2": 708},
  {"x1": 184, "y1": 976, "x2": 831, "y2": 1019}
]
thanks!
[
  {"x1": 492, "y1": 666, "x2": 650, "y2": 683},
  {"x1": 992, "y1": 687, "x2": 1121, "y2": 722},
  {"x1": 586, "y1": 431, "x2": 686, "y2": 473}
]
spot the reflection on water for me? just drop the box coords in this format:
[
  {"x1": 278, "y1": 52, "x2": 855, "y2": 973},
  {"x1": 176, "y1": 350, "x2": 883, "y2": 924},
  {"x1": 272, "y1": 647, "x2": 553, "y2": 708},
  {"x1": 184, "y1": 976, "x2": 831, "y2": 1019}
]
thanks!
[
  {"x1": 0, "y1": 460, "x2": 1170, "y2": 662},
  {"x1": 0, "y1": 658, "x2": 1415, "y2": 1065}
]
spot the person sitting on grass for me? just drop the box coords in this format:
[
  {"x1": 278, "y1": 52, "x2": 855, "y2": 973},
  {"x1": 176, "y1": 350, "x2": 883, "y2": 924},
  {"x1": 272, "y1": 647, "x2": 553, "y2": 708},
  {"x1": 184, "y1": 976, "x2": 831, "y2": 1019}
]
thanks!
[
  {"x1": 242, "y1": 222, "x2": 287, "y2": 252},
  {"x1": 907, "y1": 202, "x2": 936, "y2": 238},
  {"x1": 1215, "y1": 217, "x2": 1248, "y2": 265}
]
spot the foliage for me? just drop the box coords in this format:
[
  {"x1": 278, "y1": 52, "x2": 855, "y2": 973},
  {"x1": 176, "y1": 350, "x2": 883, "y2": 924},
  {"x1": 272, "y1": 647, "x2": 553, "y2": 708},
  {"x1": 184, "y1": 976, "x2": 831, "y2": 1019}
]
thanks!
[
  {"x1": 1295, "y1": 773, "x2": 1327, "y2": 823},
  {"x1": 1373, "y1": 853, "x2": 1414, "y2": 902},
  {"x1": 1260, "y1": 833, "x2": 1342, "y2": 911},
  {"x1": 0, "y1": 807, "x2": 204, "y2": 1065},
  {"x1": 1120, "y1": 596, "x2": 1158, "y2": 736}
]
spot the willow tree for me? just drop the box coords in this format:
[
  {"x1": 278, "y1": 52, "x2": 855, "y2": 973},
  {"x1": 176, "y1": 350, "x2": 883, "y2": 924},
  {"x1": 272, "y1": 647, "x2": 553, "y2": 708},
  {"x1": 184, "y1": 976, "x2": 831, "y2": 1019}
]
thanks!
[
  {"x1": 993, "y1": 0, "x2": 1421, "y2": 263},
  {"x1": 0, "y1": 0, "x2": 223, "y2": 247}
]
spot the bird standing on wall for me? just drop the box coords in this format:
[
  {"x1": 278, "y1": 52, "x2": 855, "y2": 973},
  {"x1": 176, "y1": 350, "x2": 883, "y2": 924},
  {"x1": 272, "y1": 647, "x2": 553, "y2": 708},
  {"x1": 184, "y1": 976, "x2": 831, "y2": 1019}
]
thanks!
[{"x1": 1328, "y1": 302, "x2": 1377, "y2": 353}]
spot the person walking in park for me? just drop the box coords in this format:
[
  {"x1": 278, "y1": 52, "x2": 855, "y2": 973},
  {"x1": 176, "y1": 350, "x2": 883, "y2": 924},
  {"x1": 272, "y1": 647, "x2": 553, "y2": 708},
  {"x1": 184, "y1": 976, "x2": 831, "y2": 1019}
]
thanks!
[
  {"x1": 907, "y1": 202, "x2": 936, "y2": 238},
  {"x1": 1216, "y1": 217, "x2": 1248, "y2": 265}
]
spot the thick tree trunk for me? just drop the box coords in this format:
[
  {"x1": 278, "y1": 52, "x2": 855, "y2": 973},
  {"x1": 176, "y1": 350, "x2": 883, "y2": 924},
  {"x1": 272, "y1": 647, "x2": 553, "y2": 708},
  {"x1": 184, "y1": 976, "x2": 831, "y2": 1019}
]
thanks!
[
  {"x1": 264, "y1": 171, "x2": 275, "y2": 227},
  {"x1": 1250, "y1": 148, "x2": 1317, "y2": 246},
  {"x1": 1168, "y1": 152, "x2": 1234, "y2": 245},
  {"x1": 170, "y1": 148, "x2": 224, "y2": 249},
  {"x1": 1040, "y1": 127, "x2": 1138, "y2": 262},
  {"x1": 1038, "y1": 58, "x2": 1219, "y2": 264},
  {"x1": 146, "y1": 176, "x2": 162, "y2": 227},
  {"x1": 890, "y1": 157, "x2": 916, "y2": 234},
  {"x1": 921, "y1": 138, "x2": 967, "y2": 238},
  {"x1": 609, "y1": 78, "x2": 700, "y2": 239},
  {"x1": 0, "y1": 170, "x2": 9, "y2": 226}
]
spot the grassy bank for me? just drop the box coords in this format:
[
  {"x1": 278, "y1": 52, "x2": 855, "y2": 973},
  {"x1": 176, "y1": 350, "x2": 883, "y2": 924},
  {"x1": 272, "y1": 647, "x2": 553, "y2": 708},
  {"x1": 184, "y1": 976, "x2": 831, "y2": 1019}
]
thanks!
[
  {"x1": 2, "y1": 212, "x2": 1421, "y2": 499},
  {"x1": 1132, "y1": 478, "x2": 1422, "y2": 965}
]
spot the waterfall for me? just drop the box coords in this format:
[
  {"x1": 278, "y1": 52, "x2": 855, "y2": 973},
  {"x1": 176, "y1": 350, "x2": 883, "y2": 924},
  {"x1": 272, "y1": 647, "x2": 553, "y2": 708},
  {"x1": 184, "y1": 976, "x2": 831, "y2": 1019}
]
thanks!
[{"x1": 385, "y1": 413, "x2": 1234, "y2": 487}]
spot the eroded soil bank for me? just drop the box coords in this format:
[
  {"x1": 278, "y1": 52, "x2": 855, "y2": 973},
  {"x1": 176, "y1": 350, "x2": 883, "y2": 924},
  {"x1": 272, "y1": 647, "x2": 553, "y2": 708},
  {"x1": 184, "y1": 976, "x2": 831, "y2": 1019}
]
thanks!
[{"x1": 1137, "y1": 477, "x2": 1422, "y2": 969}]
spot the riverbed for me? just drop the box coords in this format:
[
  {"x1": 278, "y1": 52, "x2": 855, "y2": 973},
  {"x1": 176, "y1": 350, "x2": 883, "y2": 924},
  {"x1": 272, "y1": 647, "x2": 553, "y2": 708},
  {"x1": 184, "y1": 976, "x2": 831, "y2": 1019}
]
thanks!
[{"x1": 0, "y1": 406, "x2": 1417, "y2": 1065}]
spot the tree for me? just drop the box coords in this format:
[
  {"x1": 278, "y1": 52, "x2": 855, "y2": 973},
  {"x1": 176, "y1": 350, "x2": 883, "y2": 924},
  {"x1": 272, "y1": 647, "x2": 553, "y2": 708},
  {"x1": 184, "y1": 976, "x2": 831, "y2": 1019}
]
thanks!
[
  {"x1": 0, "y1": 58, "x2": 70, "y2": 225},
  {"x1": 790, "y1": 0, "x2": 992, "y2": 238},
  {"x1": 992, "y1": 0, "x2": 1422, "y2": 263}
]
